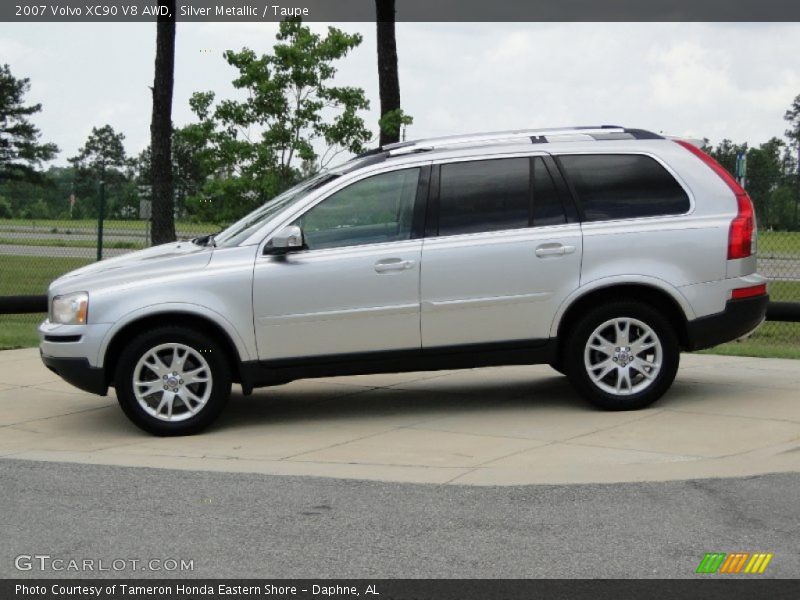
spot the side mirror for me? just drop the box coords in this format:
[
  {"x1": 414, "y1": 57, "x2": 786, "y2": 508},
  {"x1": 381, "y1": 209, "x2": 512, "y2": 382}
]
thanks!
[{"x1": 265, "y1": 225, "x2": 306, "y2": 255}]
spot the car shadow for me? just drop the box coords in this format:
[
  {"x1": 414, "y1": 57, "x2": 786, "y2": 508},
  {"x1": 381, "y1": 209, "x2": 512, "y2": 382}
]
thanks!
[{"x1": 213, "y1": 371, "x2": 585, "y2": 431}]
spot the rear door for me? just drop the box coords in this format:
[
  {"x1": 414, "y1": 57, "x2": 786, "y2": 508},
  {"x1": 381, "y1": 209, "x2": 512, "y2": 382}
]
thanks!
[{"x1": 420, "y1": 155, "x2": 582, "y2": 348}]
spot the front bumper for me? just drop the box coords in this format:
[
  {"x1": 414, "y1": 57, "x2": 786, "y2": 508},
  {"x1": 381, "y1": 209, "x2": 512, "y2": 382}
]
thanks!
[
  {"x1": 685, "y1": 295, "x2": 769, "y2": 351},
  {"x1": 40, "y1": 353, "x2": 108, "y2": 395}
]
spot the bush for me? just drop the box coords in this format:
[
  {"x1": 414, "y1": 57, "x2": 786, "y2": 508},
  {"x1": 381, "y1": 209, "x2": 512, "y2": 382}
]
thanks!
[
  {"x1": 29, "y1": 199, "x2": 50, "y2": 219},
  {"x1": 0, "y1": 196, "x2": 12, "y2": 219}
]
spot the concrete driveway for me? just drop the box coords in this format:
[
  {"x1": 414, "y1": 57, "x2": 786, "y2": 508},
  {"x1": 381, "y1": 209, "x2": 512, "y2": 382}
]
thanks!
[{"x1": 1, "y1": 348, "x2": 798, "y2": 486}]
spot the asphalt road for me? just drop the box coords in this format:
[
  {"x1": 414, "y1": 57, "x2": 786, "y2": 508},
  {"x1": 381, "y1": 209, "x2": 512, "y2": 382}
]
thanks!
[{"x1": 1, "y1": 459, "x2": 797, "y2": 579}]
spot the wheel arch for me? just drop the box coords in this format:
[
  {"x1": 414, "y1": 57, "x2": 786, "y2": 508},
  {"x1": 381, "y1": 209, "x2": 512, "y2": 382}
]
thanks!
[
  {"x1": 99, "y1": 308, "x2": 248, "y2": 387},
  {"x1": 552, "y1": 279, "x2": 693, "y2": 354}
]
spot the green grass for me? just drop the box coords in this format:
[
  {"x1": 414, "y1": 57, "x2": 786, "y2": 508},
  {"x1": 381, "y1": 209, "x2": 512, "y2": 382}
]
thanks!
[
  {"x1": 0, "y1": 255, "x2": 92, "y2": 295},
  {"x1": 699, "y1": 322, "x2": 800, "y2": 360},
  {"x1": 0, "y1": 218, "x2": 219, "y2": 234},
  {"x1": 758, "y1": 231, "x2": 800, "y2": 257},
  {"x1": 1, "y1": 315, "x2": 44, "y2": 350},
  {"x1": 0, "y1": 237, "x2": 144, "y2": 250},
  {"x1": 768, "y1": 280, "x2": 800, "y2": 303},
  {"x1": 0, "y1": 255, "x2": 92, "y2": 350}
]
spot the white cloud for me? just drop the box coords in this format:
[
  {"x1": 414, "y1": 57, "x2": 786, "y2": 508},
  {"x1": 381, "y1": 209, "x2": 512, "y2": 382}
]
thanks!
[{"x1": 0, "y1": 21, "x2": 798, "y2": 166}]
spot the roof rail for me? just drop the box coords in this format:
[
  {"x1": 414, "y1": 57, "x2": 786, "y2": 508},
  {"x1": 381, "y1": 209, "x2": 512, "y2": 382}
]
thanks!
[{"x1": 384, "y1": 126, "x2": 663, "y2": 156}]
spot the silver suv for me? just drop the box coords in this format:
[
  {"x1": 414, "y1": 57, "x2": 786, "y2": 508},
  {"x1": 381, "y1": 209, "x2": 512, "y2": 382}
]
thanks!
[{"x1": 39, "y1": 126, "x2": 769, "y2": 435}]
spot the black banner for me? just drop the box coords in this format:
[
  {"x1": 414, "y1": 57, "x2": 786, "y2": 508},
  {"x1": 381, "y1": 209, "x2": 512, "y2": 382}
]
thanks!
[
  {"x1": 4, "y1": 579, "x2": 800, "y2": 600},
  {"x1": 3, "y1": 0, "x2": 800, "y2": 23}
]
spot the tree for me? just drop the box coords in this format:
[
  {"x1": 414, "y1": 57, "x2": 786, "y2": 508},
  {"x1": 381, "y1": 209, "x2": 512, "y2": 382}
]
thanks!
[
  {"x1": 708, "y1": 139, "x2": 748, "y2": 177},
  {"x1": 185, "y1": 19, "x2": 372, "y2": 222},
  {"x1": 0, "y1": 64, "x2": 58, "y2": 181},
  {"x1": 785, "y1": 93, "x2": 800, "y2": 230},
  {"x1": 375, "y1": 0, "x2": 401, "y2": 146},
  {"x1": 69, "y1": 125, "x2": 134, "y2": 257},
  {"x1": 745, "y1": 138, "x2": 784, "y2": 228},
  {"x1": 69, "y1": 125, "x2": 130, "y2": 174},
  {"x1": 150, "y1": 0, "x2": 177, "y2": 245}
]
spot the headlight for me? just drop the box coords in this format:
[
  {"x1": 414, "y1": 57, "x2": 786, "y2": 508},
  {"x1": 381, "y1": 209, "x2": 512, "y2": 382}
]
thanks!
[{"x1": 51, "y1": 292, "x2": 89, "y2": 325}]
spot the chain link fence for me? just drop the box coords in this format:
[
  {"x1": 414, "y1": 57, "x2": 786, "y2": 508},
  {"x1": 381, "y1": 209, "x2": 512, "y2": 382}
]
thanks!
[{"x1": 0, "y1": 216, "x2": 215, "y2": 349}]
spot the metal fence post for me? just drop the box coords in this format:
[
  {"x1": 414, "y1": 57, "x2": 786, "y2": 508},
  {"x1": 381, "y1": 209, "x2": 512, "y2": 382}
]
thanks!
[{"x1": 96, "y1": 167, "x2": 105, "y2": 261}]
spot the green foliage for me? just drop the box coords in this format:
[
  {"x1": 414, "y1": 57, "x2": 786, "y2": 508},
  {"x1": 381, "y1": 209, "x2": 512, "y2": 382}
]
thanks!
[
  {"x1": 785, "y1": 93, "x2": 800, "y2": 146},
  {"x1": 68, "y1": 125, "x2": 139, "y2": 220},
  {"x1": 183, "y1": 19, "x2": 372, "y2": 222},
  {"x1": 708, "y1": 136, "x2": 798, "y2": 231},
  {"x1": 28, "y1": 198, "x2": 49, "y2": 219},
  {"x1": 69, "y1": 125, "x2": 132, "y2": 173},
  {"x1": 0, "y1": 195, "x2": 11, "y2": 218},
  {"x1": 0, "y1": 63, "x2": 59, "y2": 181},
  {"x1": 378, "y1": 108, "x2": 413, "y2": 138}
]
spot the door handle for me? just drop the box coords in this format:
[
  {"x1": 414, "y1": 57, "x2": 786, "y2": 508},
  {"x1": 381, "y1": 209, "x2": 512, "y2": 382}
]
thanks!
[
  {"x1": 374, "y1": 258, "x2": 416, "y2": 273},
  {"x1": 535, "y1": 244, "x2": 576, "y2": 258}
]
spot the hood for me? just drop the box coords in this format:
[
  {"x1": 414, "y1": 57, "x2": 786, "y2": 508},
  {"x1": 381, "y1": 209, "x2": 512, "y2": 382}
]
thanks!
[{"x1": 49, "y1": 241, "x2": 214, "y2": 296}]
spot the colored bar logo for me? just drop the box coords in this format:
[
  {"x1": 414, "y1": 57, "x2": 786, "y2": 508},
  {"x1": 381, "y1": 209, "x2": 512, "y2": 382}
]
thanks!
[{"x1": 696, "y1": 552, "x2": 773, "y2": 574}]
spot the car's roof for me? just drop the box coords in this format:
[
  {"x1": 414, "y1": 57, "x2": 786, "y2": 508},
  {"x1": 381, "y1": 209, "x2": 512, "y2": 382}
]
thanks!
[{"x1": 335, "y1": 126, "x2": 698, "y2": 173}]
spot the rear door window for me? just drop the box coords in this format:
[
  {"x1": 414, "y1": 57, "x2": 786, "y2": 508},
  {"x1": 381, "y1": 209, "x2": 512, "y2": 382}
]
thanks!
[
  {"x1": 438, "y1": 158, "x2": 530, "y2": 236},
  {"x1": 558, "y1": 154, "x2": 690, "y2": 221},
  {"x1": 436, "y1": 157, "x2": 570, "y2": 235}
]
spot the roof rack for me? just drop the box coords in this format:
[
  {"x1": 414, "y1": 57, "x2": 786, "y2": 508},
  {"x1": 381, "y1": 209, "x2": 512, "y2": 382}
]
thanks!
[{"x1": 383, "y1": 126, "x2": 663, "y2": 156}]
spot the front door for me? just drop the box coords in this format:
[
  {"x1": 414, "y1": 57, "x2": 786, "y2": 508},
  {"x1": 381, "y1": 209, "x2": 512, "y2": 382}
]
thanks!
[{"x1": 253, "y1": 167, "x2": 425, "y2": 361}]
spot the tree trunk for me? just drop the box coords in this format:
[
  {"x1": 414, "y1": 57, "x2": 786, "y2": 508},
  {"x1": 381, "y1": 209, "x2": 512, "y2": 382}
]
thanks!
[
  {"x1": 150, "y1": 0, "x2": 176, "y2": 245},
  {"x1": 376, "y1": 0, "x2": 400, "y2": 147}
]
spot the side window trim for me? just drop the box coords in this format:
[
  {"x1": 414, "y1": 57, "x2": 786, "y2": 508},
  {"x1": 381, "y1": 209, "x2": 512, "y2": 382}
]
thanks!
[
  {"x1": 543, "y1": 154, "x2": 581, "y2": 223},
  {"x1": 424, "y1": 163, "x2": 441, "y2": 238},
  {"x1": 411, "y1": 165, "x2": 431, "y2": 240}
]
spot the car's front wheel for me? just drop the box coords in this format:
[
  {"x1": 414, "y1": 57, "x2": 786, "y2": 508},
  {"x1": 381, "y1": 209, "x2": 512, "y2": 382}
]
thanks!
[
  {"x1": 564, "y1": 301, "x2": 679, "y2": 411},
  {"x1": 114, "y1": 327, "x2": 231, "y2": 435}
]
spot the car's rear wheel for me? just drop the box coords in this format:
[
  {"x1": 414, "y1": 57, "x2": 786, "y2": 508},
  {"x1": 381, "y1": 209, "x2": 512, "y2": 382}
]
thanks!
[
  {"x1": 564, "y1": 301, "x2": 679, "y2": 411},
  {"x1": 114, "y1": 327, "x2": 231, "y2": 435}
]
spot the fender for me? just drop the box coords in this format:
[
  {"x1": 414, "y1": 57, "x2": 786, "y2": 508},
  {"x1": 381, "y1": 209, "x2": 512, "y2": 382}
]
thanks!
[
  {"x1": 95, "y1": 302, "x2": 253, "y2": 368},
  {"x1": 549, "y1": 274, "x2": 696, "y2": 338}
]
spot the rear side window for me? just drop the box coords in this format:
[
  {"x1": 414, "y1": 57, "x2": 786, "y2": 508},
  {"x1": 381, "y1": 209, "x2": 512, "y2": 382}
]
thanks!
[{"x1": 558, "y1": 154, "x2": 690, "y2": 221}]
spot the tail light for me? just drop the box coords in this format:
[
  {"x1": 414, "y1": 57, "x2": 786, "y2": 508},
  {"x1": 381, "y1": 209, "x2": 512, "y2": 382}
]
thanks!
[{"x1": 675, "y1": 140, "x2": 755, "y2": 260}]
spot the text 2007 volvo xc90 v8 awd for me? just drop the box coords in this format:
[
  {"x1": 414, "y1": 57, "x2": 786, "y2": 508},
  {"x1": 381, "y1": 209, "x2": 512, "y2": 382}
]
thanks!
[{"x1": 40, "y1": 126, "x2": 769, "y2": 435}]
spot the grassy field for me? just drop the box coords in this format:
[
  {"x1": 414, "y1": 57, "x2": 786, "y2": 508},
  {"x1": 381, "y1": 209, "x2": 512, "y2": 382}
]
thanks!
[
  {"x1": 759, "y1": 231, "x2": 800, "y2": 256},
  {"x1": 700, "y1": 322, "x2": 800, "y2": 360},
  {"x1": 0, "y1": 218, "x2": 219, "y2": 234},
  {"x1": 1, "y1": 255, "x2": 92, "y2": 349},
  {"x1": 0, "y1": 237, "x2": 144, "y2": 250}
]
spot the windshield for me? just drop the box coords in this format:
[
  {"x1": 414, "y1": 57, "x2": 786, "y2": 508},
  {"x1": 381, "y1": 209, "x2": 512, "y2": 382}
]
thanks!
[{"x1": 213, "y1": 172, "x2": 339, "y2": 247}]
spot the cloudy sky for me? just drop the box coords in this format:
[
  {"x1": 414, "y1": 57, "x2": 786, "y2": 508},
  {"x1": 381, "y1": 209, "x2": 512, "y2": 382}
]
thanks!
[{"x1": 2, "y1": 22, "x2": 800, "y2": 166}]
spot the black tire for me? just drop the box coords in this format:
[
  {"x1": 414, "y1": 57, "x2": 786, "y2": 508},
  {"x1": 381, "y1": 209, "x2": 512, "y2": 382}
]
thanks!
[
  {"x1": 114, "y1": 326, "x2": 232, "y2": 435},
  {"x1": 564, "y1": 301, "x2": 679, "y2": 411}
]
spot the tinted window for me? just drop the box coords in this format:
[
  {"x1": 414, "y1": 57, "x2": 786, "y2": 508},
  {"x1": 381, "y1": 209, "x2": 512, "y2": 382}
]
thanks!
[
  {"x1": 533, "y1": 157, "x2": 566, "y2": 226},
  {"x1": 558, "y1": 154, "x2": 690, "y2": 221},
  {"x1": 296, "y1": 168, "x2": 420, "y2": 251},
  {"x1": 438, "y1": 158, "x2": 530, "y2": 236}
]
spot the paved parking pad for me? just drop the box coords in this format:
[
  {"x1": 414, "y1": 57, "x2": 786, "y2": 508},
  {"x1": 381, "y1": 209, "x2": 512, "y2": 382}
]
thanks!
[{"x1": 1, "y1": 348, "x2": 798, "y2": 485}]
